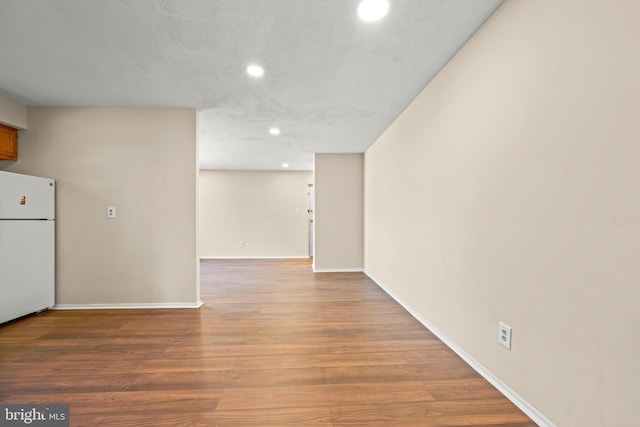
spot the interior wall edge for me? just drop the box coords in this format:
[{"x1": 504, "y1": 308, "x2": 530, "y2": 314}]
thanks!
[
  {"x1": 200, "y1": 256, "x2": 310, "y2": 260},
  {"x1": 52, "y1": 302, "x2": 203, "y2": 310},
  {"x1": 312, "y1": 267, "x2": 364, "y2": 273}
]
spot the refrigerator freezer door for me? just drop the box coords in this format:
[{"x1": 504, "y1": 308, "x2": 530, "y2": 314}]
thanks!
[
  {"x1": 0, "y1": 171, "x2": 55, "y2": 220},
  {"x1": 0, "y1": 220, "x2": 55, "y2": 324}
]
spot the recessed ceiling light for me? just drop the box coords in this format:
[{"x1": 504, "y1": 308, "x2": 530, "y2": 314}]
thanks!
[
  {"x1": 246, "y1": 65, "x2": 264, "y2": 77},
  {"x1": 269, "y1": 127, "x2": 281, "y2": 135},
  {"x1": 282, "y1": 163, "x2": 289, "y2": 168},
  {"x1": 357, "y1": 0, "x2": 389, "y2": 22}
]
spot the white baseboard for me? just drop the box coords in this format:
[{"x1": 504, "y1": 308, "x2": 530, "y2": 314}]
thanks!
[
  {"x1": 312, "y1": 267, "x2": 364, "y2": 273},
  {"x1": 53, "y1": 301, "x2": 203, "y2": 310},
  {"x1": 200, "y1": 256, "x2": 310, "y2": 260},
  {"x1": 364, "y1": 270, "x2": 555, "y2": 427}
]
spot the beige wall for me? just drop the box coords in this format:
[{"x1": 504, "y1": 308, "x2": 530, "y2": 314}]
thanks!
[
  {"x1": 364, "y1": 0, "x2": 640, "y2": 425},
  {"x1": 314, "y1": 154, "x2": 363, "y2": 271},
  {"x1": 0, "y1": 95, "x2": 28, "y2": 129},
  {"x1": 3, "y1": 107, "x2": 199, "y2": 306},
  {"x1": 200, "y1": 170, "x2": 312, "y2": 258}
]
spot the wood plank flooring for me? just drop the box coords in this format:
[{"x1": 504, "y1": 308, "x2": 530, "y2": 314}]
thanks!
[{"x1": 0, "y1": 258, "x2": 536, "y2": 426}]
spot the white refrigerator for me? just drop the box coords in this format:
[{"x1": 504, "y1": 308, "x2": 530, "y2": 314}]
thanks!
[{"x1": 0, "y1": 171, "x2": 55, "y2": 324}]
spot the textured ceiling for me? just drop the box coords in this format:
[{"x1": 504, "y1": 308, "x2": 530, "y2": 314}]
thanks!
[{"x1": 0, "y1": 0, "x2": 503, "y2": 170}]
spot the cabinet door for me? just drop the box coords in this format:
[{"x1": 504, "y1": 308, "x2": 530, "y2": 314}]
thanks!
[{"x1": 0, "y1": 123, "x2": 18, "y2": 160}]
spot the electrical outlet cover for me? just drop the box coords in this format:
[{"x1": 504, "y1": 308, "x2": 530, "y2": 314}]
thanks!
[
  {"x1": 498, "y1": 321, "x2": 512, "y2": 350},
  {"x1": 107, "y1": 206, "x2": 116, "y2": 219}
]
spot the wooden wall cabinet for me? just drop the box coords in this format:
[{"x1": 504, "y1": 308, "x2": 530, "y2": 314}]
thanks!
[{"x1": 0, "y1": 123, "x2": 18, "y2": 161}]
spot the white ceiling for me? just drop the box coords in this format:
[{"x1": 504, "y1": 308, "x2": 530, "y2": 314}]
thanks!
[{"x1": 0, "y1": 0, "x2": 503, "y2": 170}]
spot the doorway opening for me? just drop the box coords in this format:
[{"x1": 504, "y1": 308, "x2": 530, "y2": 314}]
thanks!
[{"x1": 307, "y1": 183, "x2": 314, "y2": 258}]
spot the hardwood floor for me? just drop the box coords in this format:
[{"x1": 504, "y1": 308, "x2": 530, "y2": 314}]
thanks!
[{"x1": 0, "y1": 258, "x2": 536, "y2": 426}]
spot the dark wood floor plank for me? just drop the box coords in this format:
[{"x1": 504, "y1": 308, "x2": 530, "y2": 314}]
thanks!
[
  {"x1": 423, "y1": 378, "x2": 509, "y2": 401},
  {"x1": 216, "y1": 381, "x2": 435, "y2": 411},
  {"x1": 3, "y1": 390, "x2": 223, "y2": 415},
  {"x1": 331, "y1": 399, "x2": 536, "y2": 426},
  {"x1": 128, "y1": 367, "x2": 331, "y2": 391},
  {"x1": 0, "y1": 258, "x2": 534, "y2": 426},
  {"x1": 70, "y1": 406, "x2": 335, "y2": 427}
]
